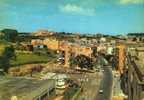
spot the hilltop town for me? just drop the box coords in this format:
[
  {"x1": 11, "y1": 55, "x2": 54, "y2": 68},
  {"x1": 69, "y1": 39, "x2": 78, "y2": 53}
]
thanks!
[{"x1": 0, "y1": 29, "x2": 144, "y2": 100}]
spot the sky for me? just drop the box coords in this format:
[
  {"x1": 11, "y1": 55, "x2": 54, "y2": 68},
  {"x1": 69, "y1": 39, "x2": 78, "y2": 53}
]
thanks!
[{"x1": 0, "y1": 0, "x2": 144, "y2": 34}]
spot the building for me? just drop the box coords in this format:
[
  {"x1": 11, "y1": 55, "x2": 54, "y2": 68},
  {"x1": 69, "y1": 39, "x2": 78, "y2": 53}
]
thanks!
[
  {"x1": 116, "y1": 44, "x2": 126, "y2": 74},
  {"x1": 32, "y1": 30, "x2": 55, "y2": 36},
  {"x1": 58, "y1": 41, "x2": 92, "y2": 67},
  {"x1": 0, "y1": 77, "x2": 55, "y2": 100},
  {"x1": 126, "y1": 47, "x2": 144, "y2": 100},
  {"x1": 127, "y1": 33, "x2": 144, "y2": 42},
  {"x1": 31, "y1": 39, "x2": 59, "y2": 50},
  {"x1": 31, "y1": 39, "x2": 93, "y2": 68}
]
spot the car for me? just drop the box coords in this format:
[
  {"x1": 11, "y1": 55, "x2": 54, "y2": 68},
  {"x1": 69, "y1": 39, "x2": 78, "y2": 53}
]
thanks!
[
  {"x1": 99, "y1": 89, "x2": 103, "y2": 94},
  {"x1": 58, "y1": 57, "x2": 64, "y2": 60},
  {"x1": 56, "y1": 79, "x2": 66, "y2": 89},
  {"x1": 101, "y1": 69, "x2": 105, "y2": 72}
]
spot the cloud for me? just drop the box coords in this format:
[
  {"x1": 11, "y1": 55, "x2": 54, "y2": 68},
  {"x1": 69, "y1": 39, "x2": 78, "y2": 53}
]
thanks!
[
  {"x1": 60, "y1": 4, "x2": 96, "y2": 16},
  {"x1": 119, "y1": 0, "x2": 144, "y2": 4}
]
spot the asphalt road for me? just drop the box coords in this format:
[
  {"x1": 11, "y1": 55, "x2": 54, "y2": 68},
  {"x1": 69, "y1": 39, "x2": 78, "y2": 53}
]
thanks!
[
  {"x1": 96, "y1": 65, "x2": 113, "y2": 100},
  {"x1": 76, "y1": 71, "x2": 103, "y2": 100}
]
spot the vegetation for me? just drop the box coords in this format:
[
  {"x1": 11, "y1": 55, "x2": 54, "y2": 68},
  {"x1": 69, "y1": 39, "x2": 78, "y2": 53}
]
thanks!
[
  {"x1": 128, "y1": 33, "x2": 144, "y2": 36},
  {"x1": 0, "y1": 42, "x2": 7, "y2": 55},
  {"x1": 63, "y1": 86, "x2": 80, "y2": 100},
  {"x1": 10, "y1": 52, "x2": 53, "y2": 66},
  {"x1": 71, "y1": 54, "x2": 93, "y2": 69},
  {"x1": 9, "y1": 64, "x2": 44, "y2": 76},
  {"x1": 0, "y1": 46, "x2": 15, "y2": 72},
  {"x1": 0, "y1": 39, "x2": 56, "y2": 73},
  {"x1": 0, "y1": 40, "x2": 11, "y2": 54},
  {"x1": 69, "y1": 54, "x2": 77, "y2": 67},
  {"x1": 1, "y1": 29, "x2": 18, "y2": 42},
  {"x1": 76, "y1": 55, "x2": 93, "y2": 69},
  {"x1": 0, "y1": 28, "x2": 58, "y2": 74}
]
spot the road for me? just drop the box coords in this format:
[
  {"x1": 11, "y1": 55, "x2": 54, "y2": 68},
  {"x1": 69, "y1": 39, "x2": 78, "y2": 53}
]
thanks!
[
  {"x1": 96, "y1": 65, "x2": 113, "y2": 100},
  {"x1": 76, "y1": 71, "x2": 103, "y2": 100}
]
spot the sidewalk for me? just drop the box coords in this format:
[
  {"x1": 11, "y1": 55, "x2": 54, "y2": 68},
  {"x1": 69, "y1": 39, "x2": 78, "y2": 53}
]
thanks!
[{"x1": 112, "y1": 71, "x2": 127, "y2": 100}]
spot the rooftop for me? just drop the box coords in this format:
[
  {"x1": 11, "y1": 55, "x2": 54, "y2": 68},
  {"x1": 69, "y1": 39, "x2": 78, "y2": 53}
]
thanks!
[{"x1": 0, "y1": 77, "x2": 55, "y2": 100}]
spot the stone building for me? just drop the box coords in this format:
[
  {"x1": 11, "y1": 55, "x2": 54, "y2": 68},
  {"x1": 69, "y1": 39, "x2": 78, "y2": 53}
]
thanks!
[
  {"x1": 31, "y1": 39, "x2": 59, "y2": 50},
  {"x1": 32, "y1": 30, "x2": 55, "y2": 36},
  {"x1": 126, "y1": 47, "x2": 144, "y2": 100}
]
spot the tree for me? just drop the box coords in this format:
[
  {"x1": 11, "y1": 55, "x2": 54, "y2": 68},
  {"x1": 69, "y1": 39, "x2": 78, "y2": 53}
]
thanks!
[
  {"x1": 0, "y1": 46, "x2": 16, "y2": 72},
  {"x1": 69, "y1": 53, "x2": 77, "y2": 68},
  {"x1": 75, "y1": 55, "x2": 93, "y2": 69},
  {"x1": 2, "y1": 46, "x2": 15, "y2": 59},
  {"x1": 0, "y1": 32, "x2": 4, "y2": 40},
  {"x1": 0, "y1": 56, "x2": 10, "y2": 72},
  {"x1": 92, "y1": 47, "x2": 97, "y2": 57},
  {"x1": 132, "y1": 37, "x2": 137, "y2": 42},
  {"x1": 1, "y1": 29, "x2": 18, "y2": 42}
]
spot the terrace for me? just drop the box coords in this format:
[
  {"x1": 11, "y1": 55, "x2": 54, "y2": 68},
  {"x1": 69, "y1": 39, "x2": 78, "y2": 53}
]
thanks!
[{"x1": 0, "y1": 77, "x2": 55, "y2": 100}]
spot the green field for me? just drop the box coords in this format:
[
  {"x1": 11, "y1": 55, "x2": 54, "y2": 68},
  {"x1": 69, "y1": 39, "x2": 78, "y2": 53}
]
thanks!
[
  {"x1": 10, "y1": 53, "x2": 53, "y2": 66},
  {"x1": 0, "y1": 40, "x2": 56, "y2": 66}
]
